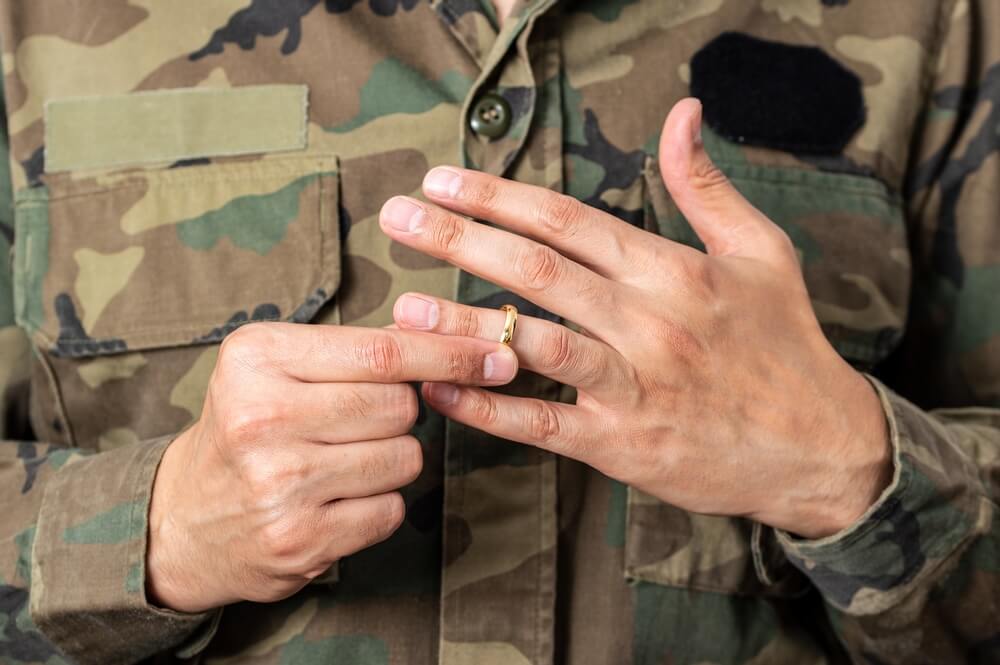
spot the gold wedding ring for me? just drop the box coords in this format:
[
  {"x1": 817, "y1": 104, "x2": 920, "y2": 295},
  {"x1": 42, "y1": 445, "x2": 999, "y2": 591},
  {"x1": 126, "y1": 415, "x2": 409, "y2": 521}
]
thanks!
[{"x1": 499, "y1": 304, "x2": 518, "y2": 345}]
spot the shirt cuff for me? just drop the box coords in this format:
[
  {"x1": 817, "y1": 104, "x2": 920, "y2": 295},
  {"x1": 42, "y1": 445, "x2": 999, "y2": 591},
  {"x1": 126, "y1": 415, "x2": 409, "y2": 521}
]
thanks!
[
  {"x1": 775, "y1": 375, "x2": 993, "y2": 615},
  {"x1": 30, "y1": 435, "x2": 219, "y2": 664}
]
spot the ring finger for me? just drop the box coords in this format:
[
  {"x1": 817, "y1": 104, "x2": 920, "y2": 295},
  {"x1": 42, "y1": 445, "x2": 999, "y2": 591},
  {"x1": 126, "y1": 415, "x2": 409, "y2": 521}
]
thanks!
[
  {"x1": 393, "y1": 292, "x2": 628, "y2": 399},
  {"x1": 312, "y1": 435, "x2": 424, "y2": 501}
]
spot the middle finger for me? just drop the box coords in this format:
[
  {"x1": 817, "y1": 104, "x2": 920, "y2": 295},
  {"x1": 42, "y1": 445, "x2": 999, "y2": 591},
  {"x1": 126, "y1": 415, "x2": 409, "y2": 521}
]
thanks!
[
  {"x1": 283, "y1": 381, "x2": 419, "y2": 444},
  {"x1": 379, "y1": 196, "x2": 620, "y2": 334}
]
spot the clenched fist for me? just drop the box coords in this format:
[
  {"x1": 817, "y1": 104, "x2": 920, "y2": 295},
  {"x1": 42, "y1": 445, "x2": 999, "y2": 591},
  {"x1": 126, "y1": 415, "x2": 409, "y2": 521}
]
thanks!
[{"x1": 146, "y1": 322, "x2": 517, "y2": 613}]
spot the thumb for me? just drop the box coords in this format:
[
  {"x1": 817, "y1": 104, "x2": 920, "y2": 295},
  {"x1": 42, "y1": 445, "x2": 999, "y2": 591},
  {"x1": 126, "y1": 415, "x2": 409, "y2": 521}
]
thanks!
[{"x1": 658, "y1": 98, "x2": 790, "y2": 261}]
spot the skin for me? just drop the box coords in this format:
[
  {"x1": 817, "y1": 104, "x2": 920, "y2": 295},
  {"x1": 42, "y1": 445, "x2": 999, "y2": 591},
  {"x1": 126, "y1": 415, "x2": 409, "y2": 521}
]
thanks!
[
  {"x1": 147, "y1": 98, "x2": 890, "y2": 613},
  {"x1": 380, "y1": 98, "x2": 892, "y2": 540},
  {"x1": 147, "y1": 324, "x2": 518, "y2": 612},
  {"x1": 492, "y1": 0, "x2": 517, "y2": 25}
]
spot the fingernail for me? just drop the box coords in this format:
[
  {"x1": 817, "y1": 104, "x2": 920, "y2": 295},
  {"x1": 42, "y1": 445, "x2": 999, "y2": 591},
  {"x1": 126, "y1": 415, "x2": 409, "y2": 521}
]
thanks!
[
  {"x1": 382, "y1": 197, "x2": 425, "y2": 233},
  {"x1": 397, "y1": 295, "x2": 438, "y2": 329},
  {"x1": 423, "y1": 167, "x2": 462, "y2": 199},
  {"x1": 427, "y1": 382, "x2": 459, "y2": 406},
  {"x1": 690, "y1": 100, "x2": 703, "y2": 146},
  {"x1": 483, "y1": 349, "x2": 516, "y2": 382}
]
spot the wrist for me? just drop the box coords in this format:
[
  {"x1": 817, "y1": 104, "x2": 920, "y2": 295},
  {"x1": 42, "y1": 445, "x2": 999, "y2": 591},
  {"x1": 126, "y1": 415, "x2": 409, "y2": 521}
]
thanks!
[
  {"x1": 146, "y1": 428, "x2": 206, "y2": 612},
  {"x1": 766, "y1": 369, "x2": 892, "y2": 540},
  {"x1": 812, "y1": 371, "x2": 892, "y2": 539}
]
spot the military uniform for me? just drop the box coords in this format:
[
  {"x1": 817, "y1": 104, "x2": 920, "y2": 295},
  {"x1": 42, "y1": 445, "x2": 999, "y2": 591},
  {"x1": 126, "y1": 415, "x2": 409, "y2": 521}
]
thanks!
[{"x1": 0, "y1": 0, "x2": 997, "y2": 663}]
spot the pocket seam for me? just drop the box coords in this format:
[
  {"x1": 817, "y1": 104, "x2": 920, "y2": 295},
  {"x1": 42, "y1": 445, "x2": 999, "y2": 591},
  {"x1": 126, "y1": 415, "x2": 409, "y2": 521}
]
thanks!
[
  {"x1": 623, "y1": 488, "x2": 806, "y2": 598},
  {"x1": 17, "y1": 155, "x2": 341, "y2": 356},
  {"x1": 42, "y1": 154, "x2": 336, "y2": 201}
]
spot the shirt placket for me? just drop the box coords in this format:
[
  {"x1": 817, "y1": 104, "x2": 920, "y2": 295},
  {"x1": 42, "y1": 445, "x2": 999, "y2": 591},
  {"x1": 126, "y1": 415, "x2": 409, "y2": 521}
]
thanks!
[{"x1": 433, "y1": 2, "x2": 562, "y2": 664}]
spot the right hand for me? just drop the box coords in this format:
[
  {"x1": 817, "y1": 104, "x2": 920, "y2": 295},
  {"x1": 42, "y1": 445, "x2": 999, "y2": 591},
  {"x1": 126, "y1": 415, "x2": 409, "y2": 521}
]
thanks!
[{"x1": 145, "y1": 321, "x2": 518, "y2": 613}]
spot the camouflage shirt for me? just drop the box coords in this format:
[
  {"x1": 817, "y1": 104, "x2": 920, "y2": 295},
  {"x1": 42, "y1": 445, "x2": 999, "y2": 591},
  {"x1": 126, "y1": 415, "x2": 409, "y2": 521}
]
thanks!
[{"x1": 0, "y1": 0, "x2": 997, "y2": 663}]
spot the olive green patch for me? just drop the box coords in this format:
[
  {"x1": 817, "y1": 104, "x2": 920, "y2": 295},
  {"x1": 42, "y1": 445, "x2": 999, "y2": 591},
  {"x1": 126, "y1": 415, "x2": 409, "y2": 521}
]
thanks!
[
  {"x1": 330, "y1": 59, "x2": 470, "y2": 133},
  {"x1": 46, "y1": 448, "x2": 77, "y2": 471},
  {"x1": 633, "y1": 581, "x2": 778, "y2": 665},
  {"x1": 63, "y1": 500, "x2": 143, "y2": 545},
  {"x1": 44, "y1": 85, "x2": 308, "y2": 173},
  {"x1": 14, "y1": 526, "x2": 35, "y2": 586},
  {"x1": 279, "y1": 634, "x2": 388, "y2": 665},
  {"x1": 125, "y1": 563, "x2": 143, "y2": 594},
  {"x1": 566, "y1": 154, "x2": 605, "y2": 200},
  {"x1": 176, "y1": 174, "x2": 318, "y2": 255},
  {"x1": 12, "y1": 188, "x2": 49, "y2": 335},
  {"x1": 606, "y1": 479, "x2": 628, "y2": 548},
  {"x1": 954, "y1": 265, "x2": 1000, "y2": 354},
  {"x1": 0, "y1": 231, "x2": 16, "y2": 328}
]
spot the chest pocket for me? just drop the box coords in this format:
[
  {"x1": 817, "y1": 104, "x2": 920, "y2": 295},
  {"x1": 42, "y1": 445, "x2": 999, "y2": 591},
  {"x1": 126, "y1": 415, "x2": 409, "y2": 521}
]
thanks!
[
  {"x1": 628, "y1": 155, "x2": 910, "y2": 596},
  {"x1": 13, "y1": 154, "x2": 342, "y2": 450}
]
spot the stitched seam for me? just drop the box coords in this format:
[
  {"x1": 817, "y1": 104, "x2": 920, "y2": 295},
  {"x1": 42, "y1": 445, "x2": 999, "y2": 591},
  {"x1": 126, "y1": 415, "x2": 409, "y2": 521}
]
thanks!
[
  {"x1": 46, "y1": 143, "x2": 308, "y2": 176},
  {"x1": 44, "y1": 85, "x2": 308, "y2": 174},
  {"x1": 718, "y1": 171, "x2": 901, "y2": 204},
  {"x1": 43, "y1": 159, "x2": 337, "y2": 202},
  {"x1": 28, "y1": 162, "x2": 340, "y2": 351}
]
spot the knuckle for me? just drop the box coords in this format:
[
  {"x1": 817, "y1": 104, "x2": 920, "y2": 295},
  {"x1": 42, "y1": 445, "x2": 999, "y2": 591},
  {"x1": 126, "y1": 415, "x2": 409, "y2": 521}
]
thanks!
[
  {"x1": 467, "y1": 178, "x2": 502, "y2": 213},
  {"x1": 356, "y1": 334, "x2": 405, "y2": 381},
  {"x1": 443, "y1": 347, "x2": 481, "y2": 382},
  {"x1": 515, "y1": 244, "x2": 563, "y2": 292},
  {"x1": 469, "y1": 391, "x2": 501, "y2": 427},
  {"x1": 244, "y1": 452, "x2": 306, "y2": 498},
  {"x1": 334, "y1": 386, "x2": 377, "y2": 422},
  {"x1": 526, "y1": 401, "x2": 563, "y2": 444},
  {"x1": 537, "y1": 193, "x2": 583, "y2": 238},
  {"x1": 431, "y1": 213, "x2": 466, "y2": 255},
  {"x1": 259, "y1": 517, "x2": 308, "y2": 561},
  {"x1": 452, "y1": 305, "x2": 483, "y2": 338},
  {"x1": 223, "y1": 404, "x2": 281, "y2": 446},
  {"x1": 219, "y1": 322, "x2": 279, "y2": 370},
  {"x1": 538, "y1": 326, "x2": 577, "y2": 375},
  {"x1": 356, "y1": 447, "x2": 394, "y2": 483},
  {"x1": 688, "y1": 159, "x2": 730, "y2": 193}
]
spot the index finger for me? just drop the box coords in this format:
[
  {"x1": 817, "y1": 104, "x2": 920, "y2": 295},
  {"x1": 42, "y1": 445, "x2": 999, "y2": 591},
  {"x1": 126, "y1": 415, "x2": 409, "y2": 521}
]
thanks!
[
  {"x1": 421, "y1": 166, "x2": 670, "y2": 281},
  {"x1": 227, "y1": 322, "x2": 519, "y2": 386}
]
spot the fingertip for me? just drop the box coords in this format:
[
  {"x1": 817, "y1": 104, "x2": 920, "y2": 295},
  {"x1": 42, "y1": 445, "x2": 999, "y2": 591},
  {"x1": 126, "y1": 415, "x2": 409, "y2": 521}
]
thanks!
[
  {"x1": 485, "y1": 345, "x2": 519, "y2": 383},
  {"x1": 659, "y1": 97, "x2": 703, "y2": 177},
  {"x1": 424, "y1": 381, "x2": 459, "y2": 406},
  {"x1": 423, "y1": 166, "x2": 464, "y2": 200},
  {"x1": 391, "y1": 292, "x2": 413, "y2": 325},
  {"x1": 393, "y1": 292, "x2": 439, "y2": 330},
  {"x1": 383, "y1": 491, "x2": 406, "y2": 531}
]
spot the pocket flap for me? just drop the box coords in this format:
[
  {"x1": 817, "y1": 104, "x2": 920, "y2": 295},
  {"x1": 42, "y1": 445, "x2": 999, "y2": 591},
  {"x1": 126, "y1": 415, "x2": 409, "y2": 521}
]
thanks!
[
  {"x1": 625, "y1": 487, "x2": 807, "y2": 597},
  {"x1": 14, "y1": 154, "x2": 340, "y2": 357}
]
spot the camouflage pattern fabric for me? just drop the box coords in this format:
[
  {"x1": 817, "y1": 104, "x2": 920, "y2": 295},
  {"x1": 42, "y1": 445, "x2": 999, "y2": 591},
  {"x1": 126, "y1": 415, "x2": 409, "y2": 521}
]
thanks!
[{"x1": 0, "y1": 0, "x2": 996, "y2": 663}]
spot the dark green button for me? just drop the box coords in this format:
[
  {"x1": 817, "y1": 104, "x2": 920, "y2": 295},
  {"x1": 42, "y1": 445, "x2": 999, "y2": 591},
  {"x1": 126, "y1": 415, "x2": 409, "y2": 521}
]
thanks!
[{"x1": 469, "y1": 93, "x2": 511, "y2": 140}]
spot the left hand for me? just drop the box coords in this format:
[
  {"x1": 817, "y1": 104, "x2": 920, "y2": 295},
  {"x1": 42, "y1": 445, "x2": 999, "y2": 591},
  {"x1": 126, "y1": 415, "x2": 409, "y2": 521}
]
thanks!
[{"x1": 378, "y1": 98, "x2": 891, "y2": 539}]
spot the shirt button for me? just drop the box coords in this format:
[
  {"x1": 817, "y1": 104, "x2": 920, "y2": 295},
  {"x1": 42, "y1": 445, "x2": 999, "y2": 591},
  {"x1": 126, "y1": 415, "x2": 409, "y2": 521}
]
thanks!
[{"x1": 469, "y1": 93, "x2": 512, "y2": 140}]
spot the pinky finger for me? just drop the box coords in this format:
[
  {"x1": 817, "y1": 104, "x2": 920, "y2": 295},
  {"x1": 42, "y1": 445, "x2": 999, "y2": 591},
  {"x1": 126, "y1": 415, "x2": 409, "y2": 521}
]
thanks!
[{"x1": 322, "y1": 491, "x2": 406, "y2": 561}]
